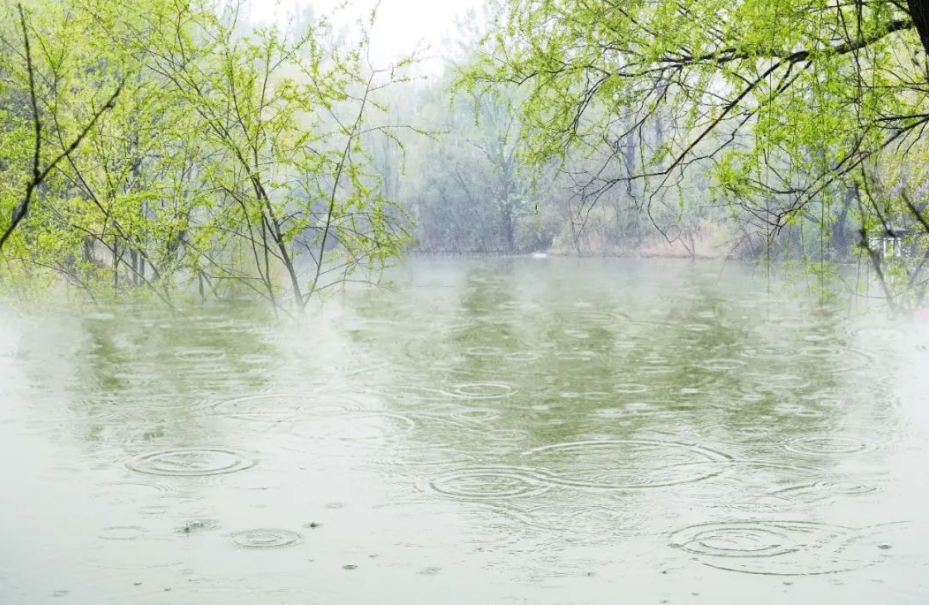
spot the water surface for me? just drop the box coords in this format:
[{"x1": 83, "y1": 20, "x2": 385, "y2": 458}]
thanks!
[{"x1": 1, "y1": 258, "x2": 928, "y2": 604}]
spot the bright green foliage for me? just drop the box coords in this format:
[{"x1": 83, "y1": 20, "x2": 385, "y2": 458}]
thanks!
[
  {"x1": 463, "y1": 0, "x2": 929, "y2": 308},
  {"x1": 0, "y1": 0, "x2": 410, "y2": 314}
]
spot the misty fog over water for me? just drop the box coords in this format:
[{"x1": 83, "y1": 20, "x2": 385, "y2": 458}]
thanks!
[{"x1": 2, "y1": 259, "x2": 928, "y2": 604}]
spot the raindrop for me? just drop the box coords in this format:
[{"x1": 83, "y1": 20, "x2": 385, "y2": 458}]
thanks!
[
  {"x1": 446, "y1": 382, "x2": 516, "y2": 400},
  {"x1": 230, "y1": 529, "x2": 302, "y2": 549},
  {"x1": 179, "y1": 519, "x2": 220, "y2": 534},
  {"x1": 697, "y1": 358, "x2": 747, "y2": 372},
  {"x1": 668, "y1": 521, "x2": 887, "y2": 575},
  {"x1": 782, "y1": 435, "x2": 872, "y2": 457},
  {"x1": 770, "y1": 480, "x2": 879, "y2": 505},
  {"x1": 125, "y1": 448, "x2": 255, "y2": 477},
  {"x1": 423, "y1": 466, "x2": 552, "y2": 501},
  {"x1": 521, "y1": 440, "x2": 732, "y2": 490},
  {"x1": 447, "y1": 406, "x2": 502, "y2": 425}
]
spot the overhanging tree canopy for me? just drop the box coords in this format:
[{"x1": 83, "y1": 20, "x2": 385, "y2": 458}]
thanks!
[{"x1": 464, "y1": 0, "x2": 929, "y2": 306}]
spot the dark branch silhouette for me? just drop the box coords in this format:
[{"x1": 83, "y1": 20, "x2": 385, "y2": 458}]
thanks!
[{"x1": 0, "y1": 4, "x2": 122, "y2": 254}]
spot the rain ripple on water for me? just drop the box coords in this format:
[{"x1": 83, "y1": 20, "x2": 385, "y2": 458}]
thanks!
[
  {"x1": 669, "y1": 520, "x2": 903, "y2": 576},
  {"x1": 125, "y1": 448, "x2": 256, "y2": 477},
  {"x1": 423, "y1": 466, "x2": 553, "y2": 501},
  {"x1": 521, "y1": 440, "x2": 733, "y2": 490},
  {"x1": 229, "y1": 529, "x2": 303, "y2": 549}
]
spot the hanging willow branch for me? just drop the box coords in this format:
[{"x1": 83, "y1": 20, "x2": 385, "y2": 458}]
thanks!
[{"x1": 0, "y1": 4, "x2": 123, "y2": 254}]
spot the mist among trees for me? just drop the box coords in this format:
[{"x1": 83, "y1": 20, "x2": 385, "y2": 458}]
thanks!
[{"x1": 2, "y1": 0, "x2": 929, "y2": 313}]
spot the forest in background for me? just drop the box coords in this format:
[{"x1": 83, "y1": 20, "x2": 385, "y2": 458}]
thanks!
[{"x1": 2, "y1": 0, "x2": 929, "y2": 314}]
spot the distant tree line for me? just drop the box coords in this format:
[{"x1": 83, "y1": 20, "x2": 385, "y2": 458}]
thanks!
[{"x1": 4, "y1": 0, "x2": 929, "y2": 312}]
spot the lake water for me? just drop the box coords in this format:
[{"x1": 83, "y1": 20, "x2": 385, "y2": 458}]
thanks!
[{"x1": 1, "y1": 258, "x2": 928, "y2": 604}]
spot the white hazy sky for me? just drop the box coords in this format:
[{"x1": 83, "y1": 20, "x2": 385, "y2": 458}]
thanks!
[{"x1": 250, "y1": 0, "x2": 484, "y2": 72}]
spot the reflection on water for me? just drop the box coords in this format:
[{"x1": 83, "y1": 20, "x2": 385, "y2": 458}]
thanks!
[{"x1": 1, "y1": 258, "x2": 929, "y2": 605}]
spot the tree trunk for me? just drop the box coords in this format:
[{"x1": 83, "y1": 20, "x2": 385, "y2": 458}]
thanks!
[
  {"x1": 832, "y1": 188, "x2": 855, "y2": 259},
  {"x1": 130, "y1": 249, "x2": 139, "y2": 286},
  {"x1": 502, "y1": 203, "x2": 515, "y2": 252},
  {"x1": 908, "y1": 0, "x2": 929, "y2": 58},
  {"x1": 113, "y1": 238, "x2": 119, "y2": 291},
  {"x1": 82, "y1": 237, "x2": 94, "y2": 264}
]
